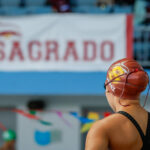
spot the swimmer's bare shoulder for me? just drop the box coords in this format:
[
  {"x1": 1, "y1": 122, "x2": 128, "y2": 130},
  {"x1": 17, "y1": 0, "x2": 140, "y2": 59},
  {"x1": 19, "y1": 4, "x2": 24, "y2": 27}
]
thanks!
[
  {"x1": 85, "y1": 113, "x2": 142, "y2": 150},
  {"x1": 85, "y1": 114, "x2": 116, "y2": 150}
]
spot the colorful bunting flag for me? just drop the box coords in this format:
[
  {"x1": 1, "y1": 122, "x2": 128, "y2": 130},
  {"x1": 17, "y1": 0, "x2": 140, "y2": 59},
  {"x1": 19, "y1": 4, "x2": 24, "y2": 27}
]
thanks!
[
  {"x1": 39, "y1": 120, "x2": 53, "y2": 126},
  {"x1": 81, "y1": 112, "x2": 100, "y2": 133},
  {"x1": 70, "y1": 112, "x2": 95, "y2": 124},
  {"x1": 13, "y1": 109, "x2": 52, "y2": 126},
  {"x1": 81, "y1": 123, "x2": 93, "y2": 133},
  {"x1": 104, "y1": 112, "x2": 112, "y2": 117},
  {"x1": 13, "y1": 109, "x2": 40, "y2": 120},
  {"x1": 0, "y1": 108, "x2": 113, "y2": 129},
  {"x1": 88, "y1": 112, "x2": 99, "y2": 120},
  {"x1": 54, "y1": 111, "x2": 72, "y2": 127}
]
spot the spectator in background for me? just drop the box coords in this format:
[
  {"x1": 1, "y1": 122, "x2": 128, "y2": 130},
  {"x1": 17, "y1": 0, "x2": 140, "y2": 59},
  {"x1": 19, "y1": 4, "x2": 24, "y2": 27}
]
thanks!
[{"x1": 46, "y1": 0, "x2": 71, "y2": 12}]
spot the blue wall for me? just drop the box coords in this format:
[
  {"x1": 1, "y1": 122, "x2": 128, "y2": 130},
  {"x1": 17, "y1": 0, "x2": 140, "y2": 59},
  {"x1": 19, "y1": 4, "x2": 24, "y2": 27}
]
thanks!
[
  {"x1": 0, "y1": 72, "x2": 106, "y2": 95},
  {"x1": 0, "y1": 70, "x2": 149, "y2": 95}
]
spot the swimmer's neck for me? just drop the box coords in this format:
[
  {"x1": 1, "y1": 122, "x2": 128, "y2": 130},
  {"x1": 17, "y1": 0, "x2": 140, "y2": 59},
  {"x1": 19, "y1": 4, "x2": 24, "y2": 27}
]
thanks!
[{"x1": 114, "y1": 97, "x2": 142, "y2": 112}]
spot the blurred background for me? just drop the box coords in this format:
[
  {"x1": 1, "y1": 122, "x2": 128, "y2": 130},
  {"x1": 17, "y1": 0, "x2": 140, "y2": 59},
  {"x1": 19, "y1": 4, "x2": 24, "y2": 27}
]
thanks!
[{"x1": 0, "y1": 0, "x2": 150, "y2": 150}]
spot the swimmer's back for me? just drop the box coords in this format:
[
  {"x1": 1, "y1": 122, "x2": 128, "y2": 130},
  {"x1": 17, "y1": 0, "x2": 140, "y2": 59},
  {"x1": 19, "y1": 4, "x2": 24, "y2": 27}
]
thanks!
[{"x1": 85, "y1": 108, "x2": 150, "y2": 150}]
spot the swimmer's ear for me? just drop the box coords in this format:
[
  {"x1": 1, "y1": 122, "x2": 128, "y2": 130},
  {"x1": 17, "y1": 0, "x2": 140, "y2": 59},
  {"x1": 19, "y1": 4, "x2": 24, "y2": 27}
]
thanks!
[{"x1": 106, "y1": 90, "x2": 110, "y2": 93}]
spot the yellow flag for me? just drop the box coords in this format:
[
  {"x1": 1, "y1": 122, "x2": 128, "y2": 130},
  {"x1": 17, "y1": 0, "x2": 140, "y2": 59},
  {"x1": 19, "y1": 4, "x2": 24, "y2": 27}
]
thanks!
[
  {"x1": 87, "y1": 112, "x2": 99, "y2": 120},
  {"x1": 81, "y1": 123, "x2": 93, "y2": 133}
]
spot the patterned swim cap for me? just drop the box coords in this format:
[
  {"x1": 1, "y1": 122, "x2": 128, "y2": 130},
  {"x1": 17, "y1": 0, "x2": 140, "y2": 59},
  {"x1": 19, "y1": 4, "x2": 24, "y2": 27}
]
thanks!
[{"x1": 105, "y1": 58, "x2": 149, "y2": 99}]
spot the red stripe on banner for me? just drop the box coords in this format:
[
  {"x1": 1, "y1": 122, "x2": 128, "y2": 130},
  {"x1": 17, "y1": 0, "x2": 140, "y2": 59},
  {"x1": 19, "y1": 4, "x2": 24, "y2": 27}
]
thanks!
[{"x1": 126, "y1": 14, "x2": 133, "y2": 58}]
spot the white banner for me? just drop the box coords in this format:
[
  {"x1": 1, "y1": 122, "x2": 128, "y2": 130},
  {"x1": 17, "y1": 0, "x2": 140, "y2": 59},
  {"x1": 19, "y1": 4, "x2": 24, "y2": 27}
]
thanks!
[
  {"x1": 17, "y1": 106, "x2": 80, "y2": 150},
  {"x1": 0, "y1": 14, "x2": 133, "y2": 71}
]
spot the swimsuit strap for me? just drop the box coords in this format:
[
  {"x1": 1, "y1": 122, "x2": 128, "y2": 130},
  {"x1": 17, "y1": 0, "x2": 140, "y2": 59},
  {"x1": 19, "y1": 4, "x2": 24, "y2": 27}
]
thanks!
[{"x1": 117, "y1": 111, "x2": 145, "y2": 143}]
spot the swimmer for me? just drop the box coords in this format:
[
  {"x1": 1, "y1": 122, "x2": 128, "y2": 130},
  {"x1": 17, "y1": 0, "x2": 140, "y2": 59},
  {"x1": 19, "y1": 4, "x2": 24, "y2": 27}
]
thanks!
[{"x1": 85, "y1": 58, "x2": 150, "y2": 150}]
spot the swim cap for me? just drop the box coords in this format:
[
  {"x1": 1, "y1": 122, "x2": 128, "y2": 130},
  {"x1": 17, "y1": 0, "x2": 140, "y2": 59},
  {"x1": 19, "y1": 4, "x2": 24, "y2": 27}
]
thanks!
[{"x1": 105, "y1": 58, "x2": 149, "y2": 99}]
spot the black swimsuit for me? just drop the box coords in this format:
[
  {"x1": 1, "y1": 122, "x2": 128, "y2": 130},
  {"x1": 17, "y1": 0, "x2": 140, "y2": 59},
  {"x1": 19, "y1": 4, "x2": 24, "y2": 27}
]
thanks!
[{"x1": 117, "y1": 111, "x2": 150, "y2": 150}]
